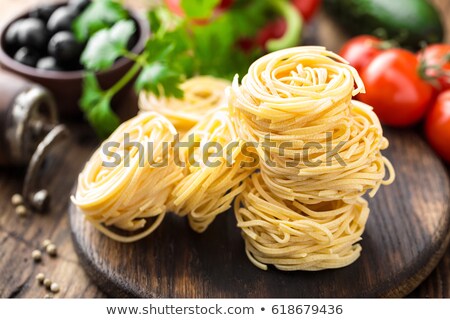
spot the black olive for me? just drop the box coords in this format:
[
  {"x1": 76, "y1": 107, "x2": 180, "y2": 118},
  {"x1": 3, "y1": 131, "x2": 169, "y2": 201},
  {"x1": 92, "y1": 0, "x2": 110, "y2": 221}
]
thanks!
[
  {"x1": 36, "y1": 56, "x2": 62, "y2": 71},
  {"x1": 48, "y1": 31, "x2": 83, "y2": 66},
  {"x1": 47, "y1": 6, "x2": 78, "y2": 34},
  {"x1": 14, "y1": 47, "x2": 40, "y2": 67},
  {"x1": 69, "y1": 0, "x2": 91, "y2": 12},
  {"x1": 4, "y1": 20, "x2": 24, "y2": 53},
  {"x1": 16, "y1": 18, "x2": 48, "y2": 51},
  {"x1": 29, "y1": 4, "x2": 59, "y2": 22}
]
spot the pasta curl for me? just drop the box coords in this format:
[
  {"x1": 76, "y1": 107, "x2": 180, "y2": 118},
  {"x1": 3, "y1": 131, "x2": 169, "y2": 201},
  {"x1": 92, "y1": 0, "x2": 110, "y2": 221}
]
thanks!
[
  {"x1": 169, "y1": 107, "x2": 255, "y2": 233},
  {"x1": 235, "y1": 173, "x2": 369, "y2": 271},
  {"x1": 72, "y1": 112, "x2": 184, "y2": 243},
  {"x1": 229, "y1": 46, "x2": 395, "y2": 270},
  {"x1": 139, "y1": 76, "x2": 230, "y2": 134}
]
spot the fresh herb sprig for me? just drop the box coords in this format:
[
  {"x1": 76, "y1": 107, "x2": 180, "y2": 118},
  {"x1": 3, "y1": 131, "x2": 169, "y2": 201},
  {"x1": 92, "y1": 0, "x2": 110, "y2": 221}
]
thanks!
[{"x1": 75, "y1": 0, "x2": 300, "y2": 139}]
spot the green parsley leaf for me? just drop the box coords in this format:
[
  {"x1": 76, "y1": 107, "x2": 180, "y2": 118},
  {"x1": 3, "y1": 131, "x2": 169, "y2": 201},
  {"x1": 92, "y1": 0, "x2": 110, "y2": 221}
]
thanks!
[
  {"x1": 230, "y1": 0, "x2": 272, "y2": 38},
  {"x1": 145, "y1": 38, "x2": 177, "y2": 63},
  {"x1": 147, "y1": 9, "x2": 162, "y2": 35},
  {"x1": 148, "y1": 6, "x2": 184, "y2": 36},
  {"x1": 87, "y1": 97, "x2": 120, "y2": 139},
  {"x1": 80, "y1": 72, "x2": 102, "y2": 112},
  {"x1": 188, "y1": 13, "x2": 257, "y2": 79},
  {"x1": 72, "y1": 0, "x2": 128, "y2": 42},
  {"x1": 136, "y1": 62, "x2": 184, "y2": 98},
  {"x1": 181, "y1": 0, "x2": 220, "y2": 19},
  {"x1": 81, "y1": 20, "x2": 136, "y2": 71},
  {"x1": 80, "y1": 73, "x2": 120, "y2": 139},
  {"x1": 191, "y1": 15, "x2": 234, "y2": 75}
]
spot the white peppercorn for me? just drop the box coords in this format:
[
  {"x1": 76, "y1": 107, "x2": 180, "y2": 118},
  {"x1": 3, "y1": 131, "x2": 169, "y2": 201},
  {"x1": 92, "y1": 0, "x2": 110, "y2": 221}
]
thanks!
[
  {"x1": 31, "y1": 250, "x2": 42, "y2": 262},
  {"x1": 11, "y1": 194, "x2": 24, "y2": 206},
  {"x1": 50, "y1": 283, "x2": 60, "y2": 293},
  {"x1": 15, "y1": 205, "x2": 27, "y2": 217},
  {"x1": 42, "y1": 239, "x2": 52, "y2": 249},
  {"x1": 46, "y1": 244, "x2": 57, "y2": 257},
  {"x1": 43, "y1": 278, "x2": 52, "y2": 289},
  {"x1": 35, "y1": 273, "x2": 45, "y2": 284}
]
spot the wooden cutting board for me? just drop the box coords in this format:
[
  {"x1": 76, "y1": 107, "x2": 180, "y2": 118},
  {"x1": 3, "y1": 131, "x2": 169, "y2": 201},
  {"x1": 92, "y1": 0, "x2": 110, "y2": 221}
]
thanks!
[{"x1": 69, "y1": 128, "x2": 450, "y2": 298}]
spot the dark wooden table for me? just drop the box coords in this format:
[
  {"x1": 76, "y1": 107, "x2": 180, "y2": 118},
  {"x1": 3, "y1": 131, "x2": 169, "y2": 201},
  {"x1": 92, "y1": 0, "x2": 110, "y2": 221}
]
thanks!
[{"x1": 0, "y1": 0, "x2": 449, "y2": 298}]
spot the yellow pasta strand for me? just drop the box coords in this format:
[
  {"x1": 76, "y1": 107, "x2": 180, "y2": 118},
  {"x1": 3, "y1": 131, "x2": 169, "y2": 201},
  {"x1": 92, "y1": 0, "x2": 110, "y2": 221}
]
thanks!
[
  {"x1": 235, "y1": 173, "x2": 369, "y2": 271},
  {"x1": 230, "y1": 46, "x2": 395, "y2": 270},
  {"x1": 139, "y1": 76, "x2": 230, "y2": 134},
  {"x1": 169, "y1": 107, "x2": 255, "y2": 233},
  {"x1": 71, "y1": 112, "x2": 184, "y2": 243}
]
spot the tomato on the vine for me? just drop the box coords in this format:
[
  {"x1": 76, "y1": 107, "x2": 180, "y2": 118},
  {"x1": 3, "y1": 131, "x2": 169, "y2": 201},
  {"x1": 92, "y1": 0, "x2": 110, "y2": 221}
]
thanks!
[
  {"x1": 339, "y1": 35, "x2": 382, "y2": 73},
  {"x1": 419, "y1": 44, "x2": 450, "y2": 92},
  {"x1": 425, "y1": 90, "x2": 450, "y2": 163},
  {"x1": 358, "y1": 49, "x2": 434, "y2": 127}
]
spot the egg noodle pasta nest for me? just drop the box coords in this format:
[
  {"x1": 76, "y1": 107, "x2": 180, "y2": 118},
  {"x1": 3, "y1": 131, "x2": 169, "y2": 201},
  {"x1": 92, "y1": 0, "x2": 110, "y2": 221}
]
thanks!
[
  {"x1": 229, "y1": 46, "x2": 394, "y2": 203},
  {"x1": 257, "y1": 100, "x2": 394, "y2": 204},
  {"x1": 139, "y1": 76, "x2": 230, "y2": 134},
  {"x1": 71, "y1": 112, "x2": 184, "y2": 243},
  {"x1": 230, "y1": 46, "x2": 394, "y2": 270},
  {"x1": 234, "y1": 173, "x2": 369, "y2": 271},
  {"x1": 169, "y1": 107, "x2": 255, "y2": 233}
]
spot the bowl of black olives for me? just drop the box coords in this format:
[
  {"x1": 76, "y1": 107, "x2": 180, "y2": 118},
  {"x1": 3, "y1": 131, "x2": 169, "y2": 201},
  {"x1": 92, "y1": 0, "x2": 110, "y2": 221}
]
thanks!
[{"x1": 0, "y1": 0, "x2": 149, "y2": 118}]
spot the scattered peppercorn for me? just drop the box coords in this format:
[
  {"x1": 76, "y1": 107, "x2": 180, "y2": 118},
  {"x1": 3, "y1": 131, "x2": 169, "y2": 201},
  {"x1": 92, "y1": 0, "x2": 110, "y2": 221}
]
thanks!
[
  {"x1": 46, "y1": 243, "x2": 57, "y2": 257},
  {"x1": 11, "y1": 194, "x2": 24, "y2": 206},
  {"x1": 50, "y1": 282, "x2": 60, "y2": 293},
  {"x1": 15, "y1": 205, "x2": 27, "y2": 217},
  {"x1": 36, "y1": 273, "x2": 45, "y2": 284},
  {"x1": 42, "y1": 239, "x2": 52, "y2": 249},
  {"x1": 32, "y1": 250, "x2": 42, "y2": 262},
  {"x1": 43, "y1": 278, "x2": 52, "y2": 289}
]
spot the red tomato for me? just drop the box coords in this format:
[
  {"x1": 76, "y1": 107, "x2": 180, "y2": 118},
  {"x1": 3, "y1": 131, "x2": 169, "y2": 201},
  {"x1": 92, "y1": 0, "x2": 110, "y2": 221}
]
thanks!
[
  {"x1": 425, "y1": 90, "x2": 450, "y2": 163},
  {"x1": 419, "y1": 44, "x2": 450, "y2": 92},
  {"x1": 339, "y1": 35, "x2": 382, "y2": 73},
  {"x1": 359, "y1": 49, "x2": 434, "y2": 127},
  {"x1": 291, "y1": 0, "x2": 322, "y2": 22},
  {"x1": 256, "y1": 19, "x2": 287, "y2": 50}
]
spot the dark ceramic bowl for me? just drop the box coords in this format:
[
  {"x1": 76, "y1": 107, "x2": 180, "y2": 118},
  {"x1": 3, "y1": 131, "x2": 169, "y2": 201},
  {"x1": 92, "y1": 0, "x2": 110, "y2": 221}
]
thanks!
[{"x1": 0, "y1": 2, "x2": 149, "y2": 119}]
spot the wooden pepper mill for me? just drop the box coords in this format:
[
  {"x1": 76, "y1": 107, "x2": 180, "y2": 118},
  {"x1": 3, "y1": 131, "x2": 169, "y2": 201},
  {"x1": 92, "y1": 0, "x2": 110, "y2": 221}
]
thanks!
[{"x1": 0, "y1": 71, "x2": 68, "y2": 211}]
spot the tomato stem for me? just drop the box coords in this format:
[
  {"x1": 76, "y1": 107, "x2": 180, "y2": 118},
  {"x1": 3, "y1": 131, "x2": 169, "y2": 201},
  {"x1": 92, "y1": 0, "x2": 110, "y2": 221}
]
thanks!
[
  {"x1": 376, "y1": 40, "x2": 396, "y2": 51},
  {"x1": 418, "y1": 53, "x2": 450, "y2": 90}
]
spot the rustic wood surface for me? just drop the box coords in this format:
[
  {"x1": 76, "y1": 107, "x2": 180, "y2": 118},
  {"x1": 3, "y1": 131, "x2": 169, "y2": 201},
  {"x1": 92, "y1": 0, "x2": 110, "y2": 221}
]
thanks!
[{"x1": 0, "y1": 0, "x2": 449, "y2": 298}]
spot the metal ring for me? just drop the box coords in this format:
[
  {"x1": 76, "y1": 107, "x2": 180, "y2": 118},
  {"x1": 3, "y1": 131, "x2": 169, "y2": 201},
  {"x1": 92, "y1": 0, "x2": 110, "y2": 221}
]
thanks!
[{"x1": 22, "y1": 124, "x2": 69, "y2": 211}]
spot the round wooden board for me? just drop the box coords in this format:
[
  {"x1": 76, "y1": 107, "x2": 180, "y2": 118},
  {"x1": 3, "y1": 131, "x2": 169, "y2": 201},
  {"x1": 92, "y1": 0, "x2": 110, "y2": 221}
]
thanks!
[{"x1": 69, "y1": 129, "x2": 450, "y2": 298}]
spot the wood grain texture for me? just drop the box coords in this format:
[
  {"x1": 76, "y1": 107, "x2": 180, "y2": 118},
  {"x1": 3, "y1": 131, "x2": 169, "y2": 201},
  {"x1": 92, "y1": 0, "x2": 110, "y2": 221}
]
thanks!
[
  {"x1": 0, "y1": 123, "x2": 105, "y2": 298},
  {"x1": 0, "y1": 0, "x2": 450, "y2": 299},
  {"x1": 69, "y1": 129, "x2": 450, "y2": 298}
]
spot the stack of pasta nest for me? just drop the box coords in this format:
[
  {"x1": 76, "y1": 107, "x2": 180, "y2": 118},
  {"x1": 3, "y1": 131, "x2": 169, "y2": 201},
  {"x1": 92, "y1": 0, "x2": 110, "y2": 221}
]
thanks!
[
  {"x1": 72, "y1": 47, "x2": 394, "y2": 271},
  {"x1": 229, "y1": 47, "x2": 394, "y2": 270},
  {"x1": 73, "y1": 76, "x2": 253, "y2": 240}
]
